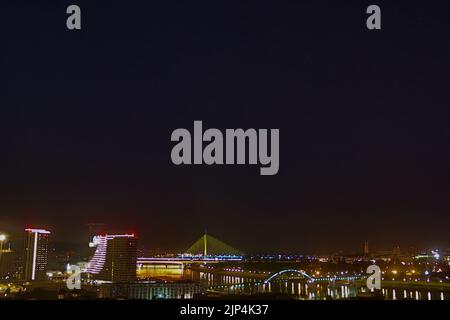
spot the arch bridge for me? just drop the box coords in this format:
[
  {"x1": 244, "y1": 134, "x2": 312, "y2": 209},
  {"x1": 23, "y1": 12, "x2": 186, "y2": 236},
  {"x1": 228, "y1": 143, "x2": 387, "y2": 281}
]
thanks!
[
  {"x1": 263, "y1": 269, "x2": 362, "y2": 284},
  {"x1": 263, "y1": 269, "x2": 315, "y2": 284},
  {"x1": 207, "y1": 269, "x2": 363, "y2": 291}
]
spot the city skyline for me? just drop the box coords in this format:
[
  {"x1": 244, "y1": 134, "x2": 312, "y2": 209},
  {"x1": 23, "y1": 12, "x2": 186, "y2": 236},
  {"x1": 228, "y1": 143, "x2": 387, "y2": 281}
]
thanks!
[
  {"x1": 1, "y1": 224, "x2": 449, "y2": 301},
  {"x1": 0, "y1": 224, "x2": 447, "y2": 256}
]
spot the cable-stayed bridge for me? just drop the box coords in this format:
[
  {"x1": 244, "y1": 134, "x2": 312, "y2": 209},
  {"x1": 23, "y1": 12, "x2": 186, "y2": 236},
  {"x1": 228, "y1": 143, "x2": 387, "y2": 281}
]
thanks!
[{"x1": 137, "y1": 232, "x2": 243, "y2": 266}]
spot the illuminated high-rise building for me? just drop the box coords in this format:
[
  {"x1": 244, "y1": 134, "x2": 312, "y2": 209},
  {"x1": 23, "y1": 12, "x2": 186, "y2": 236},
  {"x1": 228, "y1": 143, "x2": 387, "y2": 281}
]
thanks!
[
  {"x1": 86, "y1": 234, "x2": 137, "y2": 282},
  {"x1": 24, "y1": 228, "x2": 51, "y2": 281}
]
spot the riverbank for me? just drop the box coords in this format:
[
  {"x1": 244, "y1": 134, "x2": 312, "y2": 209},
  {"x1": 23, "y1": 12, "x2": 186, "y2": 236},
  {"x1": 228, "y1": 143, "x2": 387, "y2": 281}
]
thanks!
[{"x1": 188, "y1": 265, "x2": 450, "y2": 291}]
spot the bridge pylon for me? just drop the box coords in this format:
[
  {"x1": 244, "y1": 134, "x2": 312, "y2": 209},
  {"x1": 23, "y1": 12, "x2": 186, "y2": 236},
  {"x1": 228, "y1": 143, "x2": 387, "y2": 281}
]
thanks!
[{"x1": 185, "y1": 232, "x2": 243, "y2": 256}]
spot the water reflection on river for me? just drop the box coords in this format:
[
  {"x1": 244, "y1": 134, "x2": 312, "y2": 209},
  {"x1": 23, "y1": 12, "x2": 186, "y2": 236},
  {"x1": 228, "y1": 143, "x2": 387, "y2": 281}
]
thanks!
[{"x1": 137, "y1": 265, "x2": 448, "y2": 300}]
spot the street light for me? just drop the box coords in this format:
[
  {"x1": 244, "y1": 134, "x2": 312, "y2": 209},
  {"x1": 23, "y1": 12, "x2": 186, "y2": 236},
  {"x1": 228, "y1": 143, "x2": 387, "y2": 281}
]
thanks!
[
  {"x1": 0, "y1": 234, "x2": 6, "y2": 265},
  {"x1": 0, "y1": 234, "x2": 6, "y2": 251}
]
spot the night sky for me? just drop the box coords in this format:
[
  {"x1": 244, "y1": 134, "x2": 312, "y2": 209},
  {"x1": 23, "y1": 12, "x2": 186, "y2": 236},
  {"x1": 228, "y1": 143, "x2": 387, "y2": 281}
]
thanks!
[{"x1": 1, "y1": 1, "x2": 450, "y2": 254}]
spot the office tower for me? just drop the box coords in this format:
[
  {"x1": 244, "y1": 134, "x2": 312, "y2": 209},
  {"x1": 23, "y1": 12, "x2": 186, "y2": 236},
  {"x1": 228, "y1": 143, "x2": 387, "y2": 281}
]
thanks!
[
  {"x1": 24, "y1": 228, "x2": 51, "y2": 281},
  {"x1": 86, "y1": 234, "x2": 137, "y2": 282}
]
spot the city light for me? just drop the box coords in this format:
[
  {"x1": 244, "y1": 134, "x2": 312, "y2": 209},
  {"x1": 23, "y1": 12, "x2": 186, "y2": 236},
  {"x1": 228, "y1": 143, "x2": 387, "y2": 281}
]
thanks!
[
  {"x1": 0, "y1": 226, "x2": 449, "y2": 301},
  {"x1": 0, "y1": 234, "x2": 6, "y2": 253}
]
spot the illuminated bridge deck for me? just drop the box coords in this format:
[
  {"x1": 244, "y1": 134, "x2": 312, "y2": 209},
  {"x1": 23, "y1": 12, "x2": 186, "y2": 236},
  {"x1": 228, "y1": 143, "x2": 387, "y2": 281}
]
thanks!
[{"x1": 137, "y1": 256, "x2": 243, "y2": 266}]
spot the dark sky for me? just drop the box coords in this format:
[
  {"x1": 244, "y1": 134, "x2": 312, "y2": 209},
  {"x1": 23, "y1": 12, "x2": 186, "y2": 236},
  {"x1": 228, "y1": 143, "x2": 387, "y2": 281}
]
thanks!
[{"x1": 1, "y1": 0, "x2": 450, "y2": 254}]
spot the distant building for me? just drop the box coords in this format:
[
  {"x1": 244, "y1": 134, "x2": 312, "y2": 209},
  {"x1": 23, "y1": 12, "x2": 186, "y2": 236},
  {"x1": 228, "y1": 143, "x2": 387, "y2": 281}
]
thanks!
[
  {"x1": 24, "y1": 228, "x2": 51, "y2": 281},
  {"x1": 392, "y1": 245, "x2": 401, "y2": 257},
  {"x1": 86, "y1": 234, "x2": 137, "y2": 282},
  {"x1": 364, "y1": 241, "x2": 369, "y2": 256}
]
